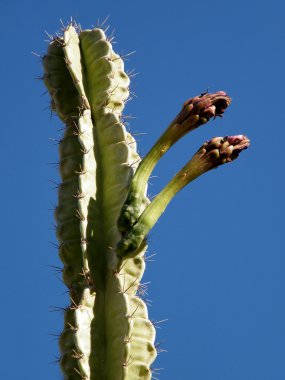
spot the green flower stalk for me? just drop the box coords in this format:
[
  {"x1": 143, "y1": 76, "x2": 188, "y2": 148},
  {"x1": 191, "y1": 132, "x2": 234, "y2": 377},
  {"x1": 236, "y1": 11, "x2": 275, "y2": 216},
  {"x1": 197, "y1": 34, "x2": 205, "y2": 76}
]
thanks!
[
  {"x1": 42, "y1": 20, "x2": 249, "y2": 380},
  {"x1": 117, "y1": 135, "x2": 250, "y2": 258},
  {"x1": 118, "y1": 91, "x2": 231, "y2": 232}
]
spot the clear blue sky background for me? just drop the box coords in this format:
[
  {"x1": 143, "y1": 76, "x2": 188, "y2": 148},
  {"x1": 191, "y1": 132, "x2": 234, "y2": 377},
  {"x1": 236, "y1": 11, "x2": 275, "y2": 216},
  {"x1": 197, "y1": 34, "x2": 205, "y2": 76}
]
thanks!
[{"x1": 1, "y1": 1, "x2": 284, "y2": 379}]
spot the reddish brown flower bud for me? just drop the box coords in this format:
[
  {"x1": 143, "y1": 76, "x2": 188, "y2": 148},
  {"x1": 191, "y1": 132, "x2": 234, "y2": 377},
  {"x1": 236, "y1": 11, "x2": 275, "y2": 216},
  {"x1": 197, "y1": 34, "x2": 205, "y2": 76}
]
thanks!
[
  {"x1": 198, "y1": 134, "x2": 250, "y2": 169},
  {"x1": 176, "y1": 91, "x2": 231, "y2": 126}
]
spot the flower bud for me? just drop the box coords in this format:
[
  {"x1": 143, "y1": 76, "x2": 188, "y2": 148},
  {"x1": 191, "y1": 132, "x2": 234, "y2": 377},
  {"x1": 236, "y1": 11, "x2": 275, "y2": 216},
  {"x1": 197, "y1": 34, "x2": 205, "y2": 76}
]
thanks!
[
  {"x1": 199, "y1": 134, "x2": 250, "y2": 169},
  {"x1": 176, "y1": 91, "x2": 231, "y2": 126}
]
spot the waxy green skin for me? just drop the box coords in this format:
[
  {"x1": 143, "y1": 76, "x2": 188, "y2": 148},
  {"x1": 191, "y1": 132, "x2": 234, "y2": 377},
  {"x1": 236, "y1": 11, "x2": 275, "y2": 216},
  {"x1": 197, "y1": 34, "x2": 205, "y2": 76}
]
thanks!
[{"x1": 43, "y1": 22, "x2": 249, "y2": 380}]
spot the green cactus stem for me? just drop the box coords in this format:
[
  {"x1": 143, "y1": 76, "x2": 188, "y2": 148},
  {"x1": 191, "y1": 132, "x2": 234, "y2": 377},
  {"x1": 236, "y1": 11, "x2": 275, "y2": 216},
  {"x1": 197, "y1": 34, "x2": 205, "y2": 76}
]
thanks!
[
  {"x1": 44, "y1": 24, "x2": 155, "y2": 380},
  {"x1": 117, "y1": 91, "x2": 231, "y2": 232},
  {"x1": 117, "y1": 135, "x2": 250, "y2": 258}
]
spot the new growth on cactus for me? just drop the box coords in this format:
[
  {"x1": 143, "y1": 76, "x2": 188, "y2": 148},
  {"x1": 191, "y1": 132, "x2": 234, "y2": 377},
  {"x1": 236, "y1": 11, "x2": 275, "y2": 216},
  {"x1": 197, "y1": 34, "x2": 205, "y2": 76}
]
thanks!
[{"x1": 42, "y1": 21, "x2": 249, "y2": 380}]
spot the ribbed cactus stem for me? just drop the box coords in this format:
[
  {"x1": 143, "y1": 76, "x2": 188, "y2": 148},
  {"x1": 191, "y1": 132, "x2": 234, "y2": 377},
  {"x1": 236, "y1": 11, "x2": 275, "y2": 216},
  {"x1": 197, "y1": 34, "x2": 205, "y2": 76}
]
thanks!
[
  {"x1": 117, "y1": 135, "x2": 250, "y2": 258},
  {"x1": 118, "y1": 92, "x2": 231, "y2": 232},
  {"x1": 43, "y1": 24, "x2": 156, "y2": 380}
]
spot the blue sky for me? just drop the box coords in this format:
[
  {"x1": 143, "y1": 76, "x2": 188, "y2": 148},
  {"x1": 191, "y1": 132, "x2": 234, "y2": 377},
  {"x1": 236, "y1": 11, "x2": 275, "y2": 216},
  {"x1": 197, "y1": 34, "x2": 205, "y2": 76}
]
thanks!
[{"x1": 1, "y1": 0, "x2": 284, "y2": 379}]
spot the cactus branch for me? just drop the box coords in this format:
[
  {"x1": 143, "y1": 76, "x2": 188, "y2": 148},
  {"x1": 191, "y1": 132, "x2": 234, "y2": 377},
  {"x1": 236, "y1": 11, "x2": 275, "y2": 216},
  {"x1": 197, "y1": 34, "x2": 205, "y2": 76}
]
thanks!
[{"x1": 117, "y1": 135, "x2": 250, "y2": 258}]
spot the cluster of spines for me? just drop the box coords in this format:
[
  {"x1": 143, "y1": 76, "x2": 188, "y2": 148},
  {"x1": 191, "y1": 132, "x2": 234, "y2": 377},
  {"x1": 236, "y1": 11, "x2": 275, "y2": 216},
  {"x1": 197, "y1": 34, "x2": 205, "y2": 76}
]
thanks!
[{"x1": 43, "y1": 24, "x2": 157, "y2": 380}]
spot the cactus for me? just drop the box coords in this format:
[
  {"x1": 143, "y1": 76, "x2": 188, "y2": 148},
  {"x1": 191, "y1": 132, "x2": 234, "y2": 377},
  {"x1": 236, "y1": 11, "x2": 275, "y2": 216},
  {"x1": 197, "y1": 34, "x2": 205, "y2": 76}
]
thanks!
[{"x1": 42, "y1": 21, "x2": 249, "y2": 380}]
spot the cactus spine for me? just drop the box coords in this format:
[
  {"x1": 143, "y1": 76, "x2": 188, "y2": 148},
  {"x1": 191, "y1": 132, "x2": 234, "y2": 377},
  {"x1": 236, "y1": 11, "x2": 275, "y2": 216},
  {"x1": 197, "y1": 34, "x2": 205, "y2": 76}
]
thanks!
[{"x1": 43, "y1": 21, "x2": 249, "y2": 380}]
